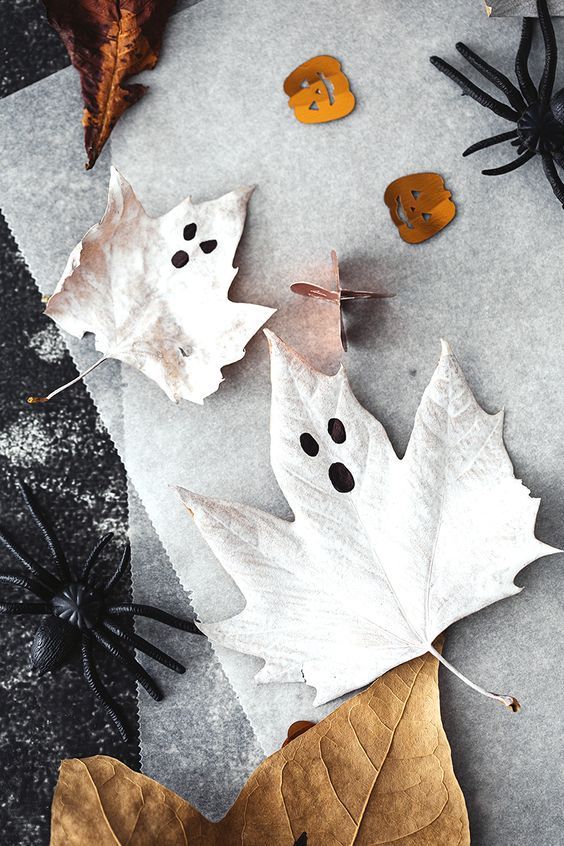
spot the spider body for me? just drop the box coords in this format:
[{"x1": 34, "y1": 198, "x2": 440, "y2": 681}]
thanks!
[
  {"x1": 0, "y1": 481, "x2": 200, "y2": 741},
  {"x1": 51, "y1": 582, "x2": 101, "y2": 629},
  {"x1": 517, "y1": 96, "x2": 564, "y2": 153},
  {"x1": 431, "y1": 0, "x2": 564, "y2": 207},
  {"x1": 31, "y1": 583, "x2": 103, "y2": 675}
]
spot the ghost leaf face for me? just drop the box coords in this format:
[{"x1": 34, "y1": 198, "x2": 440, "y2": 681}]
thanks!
[
  {"x1": 32, "y1": 168, "x2": 275, "y2": 404},
  {"x1": 178, "y1": 332, "x2": 558, "y2": 708},
  {"x1": 299, "y1": 418, "x2": 355, "y2": 493}
]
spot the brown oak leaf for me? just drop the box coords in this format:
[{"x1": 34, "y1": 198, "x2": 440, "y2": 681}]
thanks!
[
  {"x1": 42, "y1": 0, "x2": 176, "y2": 168},
  {"x1": 50, "y1": 647, "x2": 470, "y2": 845}
]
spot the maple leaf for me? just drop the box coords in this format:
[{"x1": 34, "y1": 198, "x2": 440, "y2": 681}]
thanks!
[
  {"x1": 30, "y1": 169, "x2": 274, "y2": 404},
  {"x1": 178, "y1": 332, "x2": 558, "y2": 707},
  {"x1": 49, "y1": 649, "x2": 470, "y2": 845},
  {"x1": 42, "y1": 0, "x2": 176, "y2": 169}
]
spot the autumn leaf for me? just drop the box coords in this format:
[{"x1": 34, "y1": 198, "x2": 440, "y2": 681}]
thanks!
[
  {"x1": 29, "y1": 169, "x2": 274, "y2": 404},
  {"x1": 43, "y1": 0, "x2": 176, "y2": 168},
  {"x1": 50, "y1": 648, "x2": 470, "y2": 845},
  {"x1": 179, "y1": 332, "x2": 558, "y2": 707}
]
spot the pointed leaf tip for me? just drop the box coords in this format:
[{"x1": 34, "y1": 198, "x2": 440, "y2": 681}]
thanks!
[
  {"x1": 263, "y1": 328, "x2": 286, "y2": 357},
  {"x1": 264, "y1": 331, "x2": 312, "y2": 376},
  {"x1": 238, "y1": 184, "x2": 256, "y2": 201},
  {"x1": 440, "y1": 338, "x2": 452, "y2": 358},
  {"x1": 176, "y1": 486, "x2": 195, "y2": 517}
]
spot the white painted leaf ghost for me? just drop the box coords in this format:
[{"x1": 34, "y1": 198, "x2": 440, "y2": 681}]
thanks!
[
  {"x1": 178, "y1": 332, "x2": 558, "y2": 708},
  {"x1": 37, "y1": 168, "x2": 275, "y2": 404}
]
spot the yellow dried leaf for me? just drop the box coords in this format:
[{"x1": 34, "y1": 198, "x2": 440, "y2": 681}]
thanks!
[{"x1": 50, "y1": 648, "x2": 470, "y2": 845}]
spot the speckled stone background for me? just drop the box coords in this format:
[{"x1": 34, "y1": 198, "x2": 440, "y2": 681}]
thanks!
[{"x1": 0, "y1": 3, "x2": 139, "y2": 844}]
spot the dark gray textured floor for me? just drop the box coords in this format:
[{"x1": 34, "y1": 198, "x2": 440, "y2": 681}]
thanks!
[{"x1": 0, "y1": 3, "x2": 139, "y2": 844}]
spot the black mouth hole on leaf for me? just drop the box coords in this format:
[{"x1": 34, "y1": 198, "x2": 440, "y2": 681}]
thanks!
[
  {"x1": 329, "y1": 462, "x2": 355, "y2": 493},
  {"x1": 171, "y1": 250, "x2": 189, "y2": 268},
  {"x1": 183, "y1": 223, "x2": 197, "y2": 241},
  {"x1": 300, "y1": 433, "x2": 319, "y2": 457},
  {"x1": 200, "y1": 239, "x2": 218, "y2": 254},
  {"x1": 328, "y1": 418, "x2": 346, "y2": 444}
]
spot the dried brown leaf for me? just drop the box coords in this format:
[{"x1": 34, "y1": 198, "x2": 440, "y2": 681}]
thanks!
[
  {"x1": 50, "y1": 648, "x2": 470, "y2": 845},
  {"x1": 42, "y1": 0, "x2": 176, "y2": 168}
]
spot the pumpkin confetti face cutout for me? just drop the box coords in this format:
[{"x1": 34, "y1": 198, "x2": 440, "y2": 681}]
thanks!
[
  {"x1": 384, "y1": 172, "x2": 456, "y2": 244},
  {"x1": 30, "y1": 169, "x2": 275, "y2": 405},
  {"x1": 284, "y1": 56, "x2": 356, "y2": 124}
]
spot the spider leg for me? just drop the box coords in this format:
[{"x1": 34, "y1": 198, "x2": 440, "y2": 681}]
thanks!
[
  {"x1": 430, "y1": 56, "x2": 520, "y2": 122},
  {"x1": 102, "y1": 621, "x2": 186, "y2": 674},
  {"x1": 0, "y1": 573, "x2": 52, "y2": 601},
  {"x1": 107, "y1": 603, "x2": 202, "y2": 634},
  {"x1": 0, "y1": 525, "x2": 60, "y2": 592},
  {"x1": 463, "y1": 130, "x2": 519, "y2": 156},
  {"x1": 509, "y1": 137, "x2": 530, "y2": 155},
  {"x1": 541, "y1": 152, "x2": 564, "y2": 205},
  {"x1": 515, "y1": 18, "x2": 538, "y2": 105},
  {"x1": 82, "y1": 636, "x2": 130, "y2": 742},
  {"x1": 16, "y1": 481, "x2": 70, "y2": 581},
  {"x1": 91, "y1": 627, "x2": 163, "y2": 700},
  {"x1": 482, "y1": 149, "x2": 535, "y2": 175},
  {"x1": 102, "y1": 541, "x2": 130, "y2": 596},
  {"x1": 81, "y1": 532, "x2": 114, "y2": 582},
  {"x1": 0, "y1": 601, "x2": 48, "y2": 614},
  {"x1": 455, "y1": 42, "x2": 526, "y2": 112},
  {"x1": 538, "y1": 0, "x2": 557, "y2": 109}
]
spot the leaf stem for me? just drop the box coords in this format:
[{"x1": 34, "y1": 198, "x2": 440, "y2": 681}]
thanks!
[
  {"x1": 27, "y1": 355, "x2": 108, "y2": 405},
  {"x1": 426, "y1": 642, "x2": 520, "y2": 712}
]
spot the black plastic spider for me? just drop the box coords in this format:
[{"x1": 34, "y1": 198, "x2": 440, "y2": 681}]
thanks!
[
  {"x1": 0, "y1": 481, "x2": 201, "y2": 741},
  {"x1": 431, "y1": 0, "x2": 564, "y2": 207}
]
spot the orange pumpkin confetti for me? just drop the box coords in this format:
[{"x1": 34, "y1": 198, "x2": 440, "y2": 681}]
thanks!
[
  {"x1": 384, "y1": 172, "x2": 456, "y2": 244},
  {"x1": 284, "y1": 55, "x2": 355, "y2": 124}
]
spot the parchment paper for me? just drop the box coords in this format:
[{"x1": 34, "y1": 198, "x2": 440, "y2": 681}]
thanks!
[
  {"x1": 0, "y1": 1, "x2": 563, "y2": 841},
  {"x1": 111, "y1": 2, "x2": 564, "y2": 841},
  {"x1": 128, "y1": 482, "x2": 262, "y2": 817},
  {"x1": 0, "y1": 4, "x2": 263, "y2": 819}
]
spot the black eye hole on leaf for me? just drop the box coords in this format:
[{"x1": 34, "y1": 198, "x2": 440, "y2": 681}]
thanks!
[
  {"x1": 171, "y1": 250, "x2": 189, "y2": 268},
  {"x1": 183, "y1": 223, "x2": 197, "y2": 241},
  {"x1": 300, "y1": 432, "x2": 319, "y2": 457},
  {"x1": 299, "y1": 418, "x2": 355, "y2": 493},
  {"x1": 328, "y1": 418, "x2": 346, "y2": 444},
  {"x1": 199, "y1": 239, "x2": 218, "y2": 254}
]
